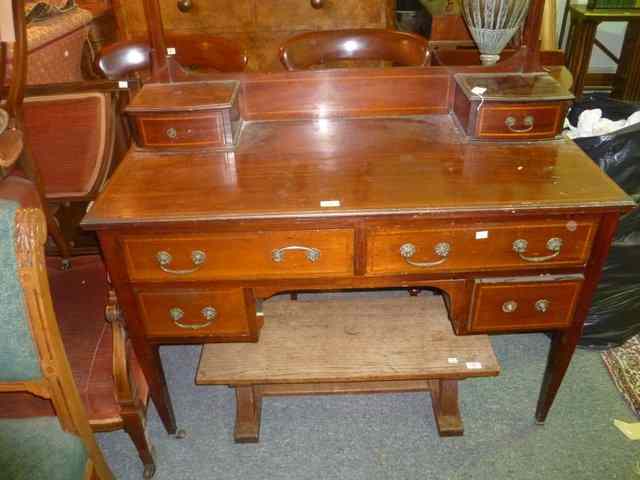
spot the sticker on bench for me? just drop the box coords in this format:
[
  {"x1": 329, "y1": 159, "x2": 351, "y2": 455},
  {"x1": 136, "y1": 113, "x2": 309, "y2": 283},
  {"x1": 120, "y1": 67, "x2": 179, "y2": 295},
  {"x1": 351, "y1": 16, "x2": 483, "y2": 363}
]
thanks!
[
  {"x1": 447, "y1": 357, "x2": 459, "y2": 364},
  {"x1": 466, "y1": 362, "x2": 483, "y2": 370}
]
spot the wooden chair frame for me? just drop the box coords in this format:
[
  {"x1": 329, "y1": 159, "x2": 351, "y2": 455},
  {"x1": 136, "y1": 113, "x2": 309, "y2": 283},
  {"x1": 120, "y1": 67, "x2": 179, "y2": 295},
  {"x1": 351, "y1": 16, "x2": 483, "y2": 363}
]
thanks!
[{"x1": 0, "y1": 206, "x2": 114, "y2": 480}]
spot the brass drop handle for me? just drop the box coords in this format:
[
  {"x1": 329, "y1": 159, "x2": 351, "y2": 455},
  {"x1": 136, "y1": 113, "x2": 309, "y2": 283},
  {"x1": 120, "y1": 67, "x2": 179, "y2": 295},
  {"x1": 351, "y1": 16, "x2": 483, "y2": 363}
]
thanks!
[
  {"x1": 512, "y1": 237, "x2": 563, "y2": 263},
  {"x1": 505, "y1": 115, "x2": 534, "y2": 133},
  {"x1": 310, "y1": 0, "x2": 325, "y2": 8},
  {"x1": 177, "y1": 0, "x2": 193, "y2": 13},
  {"x1": 535, "y1": 299, "x2": 551, "y2": 313},
  {"x1": 156, "y1": 250, "x2": 206, "y2": 275},
  {"x1": 399, "y1": 242, "x2": 451, "y2": 268},
  {"x1": 170, "y1": 306, "x2": 216, "y2": 330},
  {"x1": 272, "y1": 245, "x2": 320, "y2": 263}
]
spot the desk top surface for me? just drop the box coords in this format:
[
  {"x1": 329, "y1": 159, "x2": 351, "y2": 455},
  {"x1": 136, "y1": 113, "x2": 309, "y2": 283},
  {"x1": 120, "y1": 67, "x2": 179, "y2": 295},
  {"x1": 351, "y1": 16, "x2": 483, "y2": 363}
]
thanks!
[{"x1": 83, "y1": 114, "x2": 633, "y2": 228}]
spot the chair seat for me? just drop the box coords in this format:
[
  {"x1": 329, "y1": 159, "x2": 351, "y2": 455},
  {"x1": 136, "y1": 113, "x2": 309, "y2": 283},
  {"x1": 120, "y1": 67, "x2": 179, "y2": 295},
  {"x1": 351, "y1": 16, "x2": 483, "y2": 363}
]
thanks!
[
  {"x1": 1, "y1": 255, "x2": 148, "y2": 423},
  {"x1": 0, "y1": 417, "x2": 88, "y2": 479}
]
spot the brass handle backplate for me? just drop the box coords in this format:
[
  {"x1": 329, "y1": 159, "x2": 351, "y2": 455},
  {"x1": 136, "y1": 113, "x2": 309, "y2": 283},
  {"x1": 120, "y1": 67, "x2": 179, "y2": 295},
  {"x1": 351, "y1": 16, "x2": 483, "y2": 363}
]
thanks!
[
  {"x1": 505, "y1": 115, "x2": 534, "y2": 133},
  {"x1": 156, "y1": 250, "x2": 206, "y2": 275},
  {"x1": 272, "y1": 245, "x2": 320, "y2": 263},
  {"x1": 535, "y1": 299, "x2": 551, "y2": 313},
  {"x1": 166, "y1": 127, "x2": 178, "y2": 139},
  {"x1": 400, "y1": 242, "x2": 450, "y2": 268},
  {"x1": 502, "y1": 300, "x2": 518, "y2": 313},
  {"x1": 169, "y1": 306, "x2": 216, "y2": 330},
  {"x1": 512, "y1": 237, "x2": 563, "y2": 263}
]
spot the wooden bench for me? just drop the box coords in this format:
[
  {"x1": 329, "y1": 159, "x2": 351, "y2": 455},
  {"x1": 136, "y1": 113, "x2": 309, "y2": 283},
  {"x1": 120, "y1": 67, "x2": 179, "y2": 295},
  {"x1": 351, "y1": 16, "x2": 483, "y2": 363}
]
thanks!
[{"x1": 196, "y1": 295, "x2": 500, "y2": 443}]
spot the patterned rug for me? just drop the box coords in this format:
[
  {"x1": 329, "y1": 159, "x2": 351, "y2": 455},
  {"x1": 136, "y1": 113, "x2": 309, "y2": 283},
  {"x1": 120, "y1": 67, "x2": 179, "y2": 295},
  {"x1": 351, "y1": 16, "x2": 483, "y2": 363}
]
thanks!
[{"x1": 603, "y1": 335, "x2": 640, "y2": 417}]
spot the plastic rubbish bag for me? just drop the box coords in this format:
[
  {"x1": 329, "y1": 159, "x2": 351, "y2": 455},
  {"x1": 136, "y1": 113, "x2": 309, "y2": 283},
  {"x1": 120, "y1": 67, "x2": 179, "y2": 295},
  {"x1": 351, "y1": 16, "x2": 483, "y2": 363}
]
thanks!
[{"x1": 574, "y1": 95, "x2": 640, "y2": 349}]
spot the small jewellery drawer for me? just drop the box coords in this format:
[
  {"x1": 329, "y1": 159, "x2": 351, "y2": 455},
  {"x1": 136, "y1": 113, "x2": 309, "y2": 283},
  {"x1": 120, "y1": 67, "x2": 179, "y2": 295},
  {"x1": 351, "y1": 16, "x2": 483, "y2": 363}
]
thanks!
[
  {"x1": 475, "y1": 103, "x2": 565, "y2": 140},
  {"x1": 469, "y1": 275, "x2": 583, "y2": 333},
  {"x1": 122, "y1": 229, "x2": 354, "y2": 282},
  {"x1": 136, "y1": 288, "x2": 256, "y2": 339},
  {"x1": 132, "y1": 112, "x2": 228, "y2": 149},
  {"x1": 365, "y1": 218, "x2": 597, "y2": 275}
]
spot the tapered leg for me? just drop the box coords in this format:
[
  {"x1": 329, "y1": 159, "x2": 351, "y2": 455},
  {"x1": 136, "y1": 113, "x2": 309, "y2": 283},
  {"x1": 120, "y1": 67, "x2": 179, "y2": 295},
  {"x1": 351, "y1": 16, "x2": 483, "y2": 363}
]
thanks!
[
  {"x1": 430, "y1": 379, "x2": 463, "y2": 436},
  {"x1": 535, "y1": 213, "x2": 621, "y2": 423},
  {"x1": 535, "y1": 326, "x2": 580, "y2": 424},
  {"x1": 234, "y1": 385, "x2": 262, "y2": 443},
  {"x1": 612, "y1": 21, "x2": 640, "y2": 102},
  {"x1": 145, "y1": 344, "x2": 177, "y2": 434},
  {"x1": 565, "y1": 16, "x2": 598, "y2": 98},
  {"x1": 121, "y1": 408, "x2": 156, "y2": 479}
]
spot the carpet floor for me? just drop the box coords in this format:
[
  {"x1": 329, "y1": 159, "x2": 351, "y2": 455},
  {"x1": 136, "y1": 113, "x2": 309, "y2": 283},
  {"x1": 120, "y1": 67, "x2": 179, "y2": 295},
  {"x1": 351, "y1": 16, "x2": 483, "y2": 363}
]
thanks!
[{"x1": 98, "y1": 294, "x2": 640, "y2": 480}]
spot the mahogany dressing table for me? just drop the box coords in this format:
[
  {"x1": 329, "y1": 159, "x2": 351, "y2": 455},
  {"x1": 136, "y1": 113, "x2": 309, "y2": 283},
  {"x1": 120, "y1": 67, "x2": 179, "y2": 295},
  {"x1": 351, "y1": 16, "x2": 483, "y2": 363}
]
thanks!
[{"x1": 81, "y1": 0, "x2": 635, "y2": 438}]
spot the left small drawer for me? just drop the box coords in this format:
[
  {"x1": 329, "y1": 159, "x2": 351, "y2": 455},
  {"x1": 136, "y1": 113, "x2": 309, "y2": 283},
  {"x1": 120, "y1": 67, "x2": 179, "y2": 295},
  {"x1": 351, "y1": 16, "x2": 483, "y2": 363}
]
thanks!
[
  {"x1": 136, "y1": 288, "x2": 256, "y2": 339},
  {"x1": 132, "y1": 112, "x2": 229, "y2": 148}
]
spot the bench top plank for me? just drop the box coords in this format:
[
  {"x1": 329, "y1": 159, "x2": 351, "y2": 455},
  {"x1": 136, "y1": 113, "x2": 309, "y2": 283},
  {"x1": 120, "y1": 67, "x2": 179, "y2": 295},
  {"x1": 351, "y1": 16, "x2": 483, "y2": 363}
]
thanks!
[{"x1": 197, "y1": 295, "x2": 500, "y2": 385}]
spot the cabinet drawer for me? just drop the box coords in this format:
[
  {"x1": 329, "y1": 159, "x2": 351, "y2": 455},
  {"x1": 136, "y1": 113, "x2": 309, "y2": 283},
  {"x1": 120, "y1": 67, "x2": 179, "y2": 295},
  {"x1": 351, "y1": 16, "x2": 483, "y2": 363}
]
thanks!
[
  {"x1": 469, "y1": 276, "x2": 583, "y2": 333},
  {"x1": 132, "y1": 112, "x2": 228, "y2": 148},
  {"x1": 123, "y1": 229, "x2": 354, "y2": 282},
  {"x1": 366, "y1": 218, "x2": 597, "y2": 275},
  {"x1": 476, "y1": 103, "x2": 565, "y2": 140},
  {"x1": 136, "y1": 288, "x2": 256, "y2": 339}
]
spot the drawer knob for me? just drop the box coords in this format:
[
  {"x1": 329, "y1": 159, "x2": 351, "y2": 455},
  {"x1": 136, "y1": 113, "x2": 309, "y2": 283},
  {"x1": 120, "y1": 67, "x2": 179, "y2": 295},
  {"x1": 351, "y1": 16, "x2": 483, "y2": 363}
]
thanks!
[
  {"x1": 399, "y1": 242, "x2": 450, "y2": 268},
  {"x1": 166, "y1": 128, "x2": 178, "y2": 139},
  {"x1": 272, "y1": 245, "x2": 321, "y2": 263},
  {"x1": 512, "y1": 237, "x2": 563, "y2": 263},
  {"x1": 310, "y1": 0, "x2": 325, "y2": 8},
  {"x1": 535, "y1": 299, "x2": 551, "y2": 313},
  {"x1": 505, "y1": 115, "x2": 534, "y2": 133},
  {"x1": 177, "y1": 0, "x2": 193, "y2": 13},
  {"x1": 156, "y1": 250, "x2": 207, "y2": 275},
  {"x1": 169, "y1": 306, "x2": 216, "y2": 330},
  {"x1": 502, "y1": 300, "x2": 518, "y2": 313}
]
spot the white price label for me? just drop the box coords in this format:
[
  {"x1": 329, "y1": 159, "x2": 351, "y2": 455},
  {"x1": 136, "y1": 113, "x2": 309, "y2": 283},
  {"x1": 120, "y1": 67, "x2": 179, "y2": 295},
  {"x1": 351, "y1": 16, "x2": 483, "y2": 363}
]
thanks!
[{"x1": 320, "y1": 200, "x2": 341, "y2": 208}]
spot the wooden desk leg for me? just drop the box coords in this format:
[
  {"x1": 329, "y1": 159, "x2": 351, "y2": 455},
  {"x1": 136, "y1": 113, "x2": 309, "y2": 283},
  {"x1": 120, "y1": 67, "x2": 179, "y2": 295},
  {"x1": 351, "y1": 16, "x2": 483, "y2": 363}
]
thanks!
[
  {"x1": 612, "y1": 21, "x2": 640, "y2": 102},
  {"x1": 144, "y1": 344, "x2": 178, "y2": 435},
  {"x1": 98, "y1": 233, "x2": 178, "y2": 435},
  {"x1": 535, "y1": 213, "x2": 620, "y2": 423},
  {"x1": 566, "y1": 17, "x2": 598, "y2": 98},
  {"x1": 235, "y1": 385, "x2": 262, "y2": 443},
  {"x1": 429, "y1": 379, "x2": 464, "y2": 437}
]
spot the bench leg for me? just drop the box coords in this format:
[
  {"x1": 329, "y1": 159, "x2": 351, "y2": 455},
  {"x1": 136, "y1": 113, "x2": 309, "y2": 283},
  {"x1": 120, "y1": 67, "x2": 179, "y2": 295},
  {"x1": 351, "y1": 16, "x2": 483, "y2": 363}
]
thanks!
[
  {"x1": 429, "y1": 379, "x2": 463, "y2": 437},
  {"x1": 234, "y1": 385, "x2": 262, "y2": 443}
]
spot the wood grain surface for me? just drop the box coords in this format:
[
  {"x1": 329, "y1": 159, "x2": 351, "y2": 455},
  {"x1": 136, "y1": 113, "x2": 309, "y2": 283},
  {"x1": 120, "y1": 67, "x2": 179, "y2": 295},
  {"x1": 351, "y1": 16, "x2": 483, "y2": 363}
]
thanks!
[
  {"x1": 196, "y1": 295, "x2": 500, "y2": 385},
  {"x1": 83, "y1": 115, "x2": 633, "y2": 227}
]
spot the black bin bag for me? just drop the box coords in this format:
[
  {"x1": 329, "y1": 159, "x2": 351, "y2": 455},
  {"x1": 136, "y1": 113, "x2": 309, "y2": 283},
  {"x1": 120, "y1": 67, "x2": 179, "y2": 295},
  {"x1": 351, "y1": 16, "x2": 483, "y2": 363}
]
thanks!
[{"x1": 571, "y1": 94, "x2": 640, "y2": 349}]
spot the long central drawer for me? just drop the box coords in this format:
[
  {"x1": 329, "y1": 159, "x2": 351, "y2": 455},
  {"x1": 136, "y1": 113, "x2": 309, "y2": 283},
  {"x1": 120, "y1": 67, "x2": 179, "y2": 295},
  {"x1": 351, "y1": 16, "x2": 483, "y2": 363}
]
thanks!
[
  {"x1": 366, "y1": 217, "x2": 597, "y2": 275},
  {"x1": 122, "y1": 229, "x2": 354, "y2": 282}
]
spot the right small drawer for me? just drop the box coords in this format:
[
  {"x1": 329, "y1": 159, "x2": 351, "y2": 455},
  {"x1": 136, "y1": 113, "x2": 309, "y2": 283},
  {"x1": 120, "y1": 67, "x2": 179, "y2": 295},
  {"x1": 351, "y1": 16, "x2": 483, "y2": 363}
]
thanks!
[
  {"x1": 475, "y1": 102, "x2": 566, "y2": 140},
  {"x1": 469, "y1": 275, "x2": 583, "y2": 333}
]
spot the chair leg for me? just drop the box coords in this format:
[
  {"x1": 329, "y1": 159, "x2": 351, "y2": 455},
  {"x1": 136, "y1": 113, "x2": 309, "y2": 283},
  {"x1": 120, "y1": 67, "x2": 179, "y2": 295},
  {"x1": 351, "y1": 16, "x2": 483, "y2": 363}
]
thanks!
[{"x1": 121, "y1": 407, "x2": 156, "y2": 479}]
